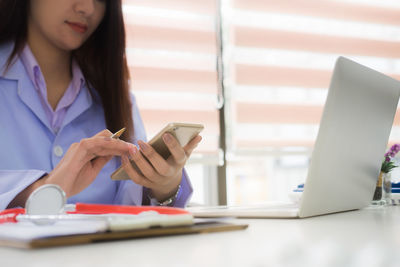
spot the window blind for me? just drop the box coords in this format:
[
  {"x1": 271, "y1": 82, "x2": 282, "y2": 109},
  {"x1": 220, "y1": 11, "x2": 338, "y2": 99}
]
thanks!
[
  {"x1": 222, "y1": 0, "x2": 400, "y2": 152},
  {"x1": 122, "y1": 0, "x2": 220, "y2": 160}
]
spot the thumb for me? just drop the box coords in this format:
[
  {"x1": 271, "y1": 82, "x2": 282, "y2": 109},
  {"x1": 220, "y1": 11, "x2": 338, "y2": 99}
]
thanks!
[{"x1": 183, "y1": 135, "x2": 202, "y2": 157}]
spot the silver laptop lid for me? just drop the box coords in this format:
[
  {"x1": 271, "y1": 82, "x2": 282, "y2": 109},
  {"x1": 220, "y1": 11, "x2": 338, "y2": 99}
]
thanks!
[{"x1": 299, "y1": 57, "x2": 400, "y2": 218}]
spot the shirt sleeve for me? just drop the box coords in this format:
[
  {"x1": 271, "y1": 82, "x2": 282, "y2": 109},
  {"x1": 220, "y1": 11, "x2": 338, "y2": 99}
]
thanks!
[
  {"x1": 113, "y1": 93, "x2": 193, "y2": 207},
  {"x1": 169, "y1": 168, "x2": 194, "y2": 208},
  {"x1": 0, "y1": 170, "x2": 47, "y2": 210},
  {"x1": 142, "y1": 168, "x2": 193, "y2": 208}
]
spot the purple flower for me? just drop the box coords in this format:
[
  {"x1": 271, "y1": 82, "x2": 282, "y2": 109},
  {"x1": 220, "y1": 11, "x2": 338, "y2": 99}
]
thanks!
[
  {"x1": 394, "y1": 145, "x2": 400, "y2": 152},
  {"x1": 385, "y1": 144, "x2": 400, "y2": 161}
]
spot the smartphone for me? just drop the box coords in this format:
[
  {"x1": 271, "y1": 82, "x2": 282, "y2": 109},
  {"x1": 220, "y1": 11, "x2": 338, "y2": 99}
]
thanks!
[{"x1": 111, "y1": 122, "x2": 204, "y2": 180}]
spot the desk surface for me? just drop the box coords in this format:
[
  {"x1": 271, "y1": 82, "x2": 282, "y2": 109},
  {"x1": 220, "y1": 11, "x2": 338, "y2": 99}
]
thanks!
[{"x1": 2, "y1": 206, "x2": 400, "y2": 267}]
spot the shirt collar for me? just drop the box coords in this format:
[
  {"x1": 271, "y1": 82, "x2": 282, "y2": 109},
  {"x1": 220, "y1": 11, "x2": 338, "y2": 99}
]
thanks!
[
  {"x1": 19, "y1": 44, "x2": 39, "y2": 91},
  {"x1": 70, "y1": 59, "x2": 85, "y2": 100},
  {"x1": 20, "y1": 44, "x2": 85, "y2": 97}
]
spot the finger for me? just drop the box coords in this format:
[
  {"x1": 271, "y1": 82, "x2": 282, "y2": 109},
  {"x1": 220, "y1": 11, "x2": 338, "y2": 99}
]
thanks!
[
  {"x1": 87, "y1": 140, "x2": 129, "y2": 159},
  {"x1": 138, "y1": 141, "x2": 172, "y2": 177},
  {"x1": 162, "y1": 133, "x2": 187, "y2": 165},
  {"x1": 183, "y1": 135, "x2": 202, "y2": 157},
  {"x1": 122, "y1": 151, "x2": 153, "y2": 187},
  {"x1": 128, "y1": 145, "x2": 161, "y2": 183},
  {"x1": 91, "y1": 155, "x2": 113, "y2": 170},
  {"x1": 76, "y1": 137, "x2": 129, "y2": 161},
  {"x1": 94, "y1": 129, "x2": 113, "y2": 138},
  {"x1": 121, "y1": 154, "x2": 130, "y2": 167}
]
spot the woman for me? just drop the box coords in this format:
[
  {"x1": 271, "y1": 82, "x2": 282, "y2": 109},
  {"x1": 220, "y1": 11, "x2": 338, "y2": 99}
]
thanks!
[{"x1": 0, "y1": 0, "x2": 201, "y2": 210}]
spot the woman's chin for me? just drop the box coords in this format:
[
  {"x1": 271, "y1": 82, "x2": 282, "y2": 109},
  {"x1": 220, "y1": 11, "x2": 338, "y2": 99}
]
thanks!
[{"x1": 56, "y1": 38, "x2": 87, "y2": 52}]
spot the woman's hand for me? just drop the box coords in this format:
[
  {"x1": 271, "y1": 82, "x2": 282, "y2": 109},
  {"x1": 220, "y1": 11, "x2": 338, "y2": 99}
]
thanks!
[
  {"x1": 121, "y1": 133, "x2": 202, "y2": 201},
  {"x1": 8, "y1": 129, "x2": 131, "y2": 208},
  {"x1": 45, "y1": 129, "x2": 131, "y2": 197}
]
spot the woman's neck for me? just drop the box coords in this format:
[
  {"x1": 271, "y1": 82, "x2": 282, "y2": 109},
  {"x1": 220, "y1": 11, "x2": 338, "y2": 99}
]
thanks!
[{"x1": 27, "y1": 34, "x2": 72, "y2": 110}]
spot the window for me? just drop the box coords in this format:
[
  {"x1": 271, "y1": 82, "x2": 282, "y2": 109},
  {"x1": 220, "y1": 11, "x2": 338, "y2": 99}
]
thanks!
[
  {"x1": 124, "y1": 0, "x2": 400, "y2": 205},
  {"x1": 123, "y1": 0, "x2": 221, "y2": 204},
  {"x1": 221, "y1": 0, "x2": 400, "y2": 204}
]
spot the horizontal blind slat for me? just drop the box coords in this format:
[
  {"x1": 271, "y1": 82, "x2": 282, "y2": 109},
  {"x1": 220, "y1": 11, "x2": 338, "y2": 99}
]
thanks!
[
  {"x1": 235, "y1": 105, "x2": 400, "y2": 125},
  {"x1": 135, "y1": 94, "x2": 217, "y2": 111},
  {"x1": 129, "y1": 67, "x2": 218, "y2": 94},
  {"x1": 235, "y1": 139, "x2": 315, "y2": 148},
  {"x1": 127, "y1": 50, "x2": 215, "y2": 71},
  {"x1": 236, "y1": 103, "x2": 323, "y2": 124},
  {"x1": 234, "y1": 0, "x2": 400, "y2": 25},
  {"x1": 140, "y1": 110, "x2": 219, "y2": 127},
  {"x1": 126, "y1": 25, "x2": 217, "y2": 53},
  {"x1": 124, "y1": 0, "x2": 216, "y2": 15},
  {"x1": 235, "y1": 65, "x2": 331, "y2": 88},
  {"x1": 235, "y1": 27, "x2": 400, "y2": 58},
  {"x1": 235, "y1": 64, "x2": 400, "y2": 88}
]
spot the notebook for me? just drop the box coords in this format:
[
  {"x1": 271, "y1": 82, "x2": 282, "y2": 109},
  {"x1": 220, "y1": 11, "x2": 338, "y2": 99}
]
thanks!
[
  {"x1": 0, "y1": 203, "x2": 248, "y2": 249},
  {"x1": 188, "y1": 56, "x2": 400, "y2": 219},
  {"x1": 0, "y1": 220, "x2": 248, "y2": 249}
]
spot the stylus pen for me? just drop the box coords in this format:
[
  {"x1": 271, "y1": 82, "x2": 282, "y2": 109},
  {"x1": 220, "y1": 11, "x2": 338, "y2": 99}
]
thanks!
[{"x1": 110, "y1": 128, "x2": 126, "y2": 139}]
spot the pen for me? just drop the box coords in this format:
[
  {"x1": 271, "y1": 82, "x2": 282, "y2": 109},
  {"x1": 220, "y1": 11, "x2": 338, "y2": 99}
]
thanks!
[{"x1": 110, "y1": 128, "x2": 126, "y2": 139}]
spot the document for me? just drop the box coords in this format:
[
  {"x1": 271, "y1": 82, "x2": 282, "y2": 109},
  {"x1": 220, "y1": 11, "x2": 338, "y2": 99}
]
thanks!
[{"x1": 0, "y1": 220, "x2": 108, "y2": 241}]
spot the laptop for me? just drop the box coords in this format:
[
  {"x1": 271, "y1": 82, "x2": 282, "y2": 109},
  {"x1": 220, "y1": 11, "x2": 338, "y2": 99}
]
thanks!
[{"x1": 188, "y1": 56, "x2": 400, "y2": 219}]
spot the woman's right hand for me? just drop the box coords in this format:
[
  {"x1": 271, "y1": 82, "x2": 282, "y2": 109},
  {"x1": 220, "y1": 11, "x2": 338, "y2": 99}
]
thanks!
[
  {"x1": 8, "y1": 130, "x2": 132, "y2": 208},
  {"x1": 46, "y1": 129, "x2": 132, "y2": 197}
]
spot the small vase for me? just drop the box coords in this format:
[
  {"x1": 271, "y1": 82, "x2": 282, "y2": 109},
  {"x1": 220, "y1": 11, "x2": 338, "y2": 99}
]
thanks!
[
  {"x1": 383, "y1": 172, "x2": 392, "y2": 205},
  {"x1": 372, "y1": 172, "x2": 392, "y2": 205}
]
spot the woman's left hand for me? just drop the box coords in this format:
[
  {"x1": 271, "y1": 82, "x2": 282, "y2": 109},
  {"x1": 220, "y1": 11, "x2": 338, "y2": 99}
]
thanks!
[{"x1": 121, "y1": 133, "x2": 202, "y2": 201}]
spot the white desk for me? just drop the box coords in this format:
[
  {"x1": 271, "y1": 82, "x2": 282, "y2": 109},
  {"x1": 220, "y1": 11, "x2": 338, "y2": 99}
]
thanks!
[{"x1": 2, "y1": 206, "x2": 400, "y2": 267}]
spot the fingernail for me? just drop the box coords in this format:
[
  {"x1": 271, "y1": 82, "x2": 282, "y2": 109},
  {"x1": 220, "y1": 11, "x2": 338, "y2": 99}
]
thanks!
[
  {"x1": 138, "y1": 141, "x2": 150, "y2": 152},
  {"x1": 163, "y1": 133, "x2": 172, "y2": 144},
  {"x1": 129, "y1": 145, "x2": 138, "y2": 156},
  {"x1": 104, "y1": 136, "x2": 112, "y2": 141}
]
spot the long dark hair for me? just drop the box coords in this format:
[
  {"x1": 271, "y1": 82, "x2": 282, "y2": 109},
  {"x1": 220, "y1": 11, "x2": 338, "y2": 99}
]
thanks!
[{"x1": 0, "y1": 0, "x2": 133, "y2": 141}]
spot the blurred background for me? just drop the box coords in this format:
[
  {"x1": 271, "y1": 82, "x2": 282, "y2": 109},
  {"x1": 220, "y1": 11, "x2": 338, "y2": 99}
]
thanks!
[{"x1": 122, "y1": 0, "x2": 400, "y2": 206}]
